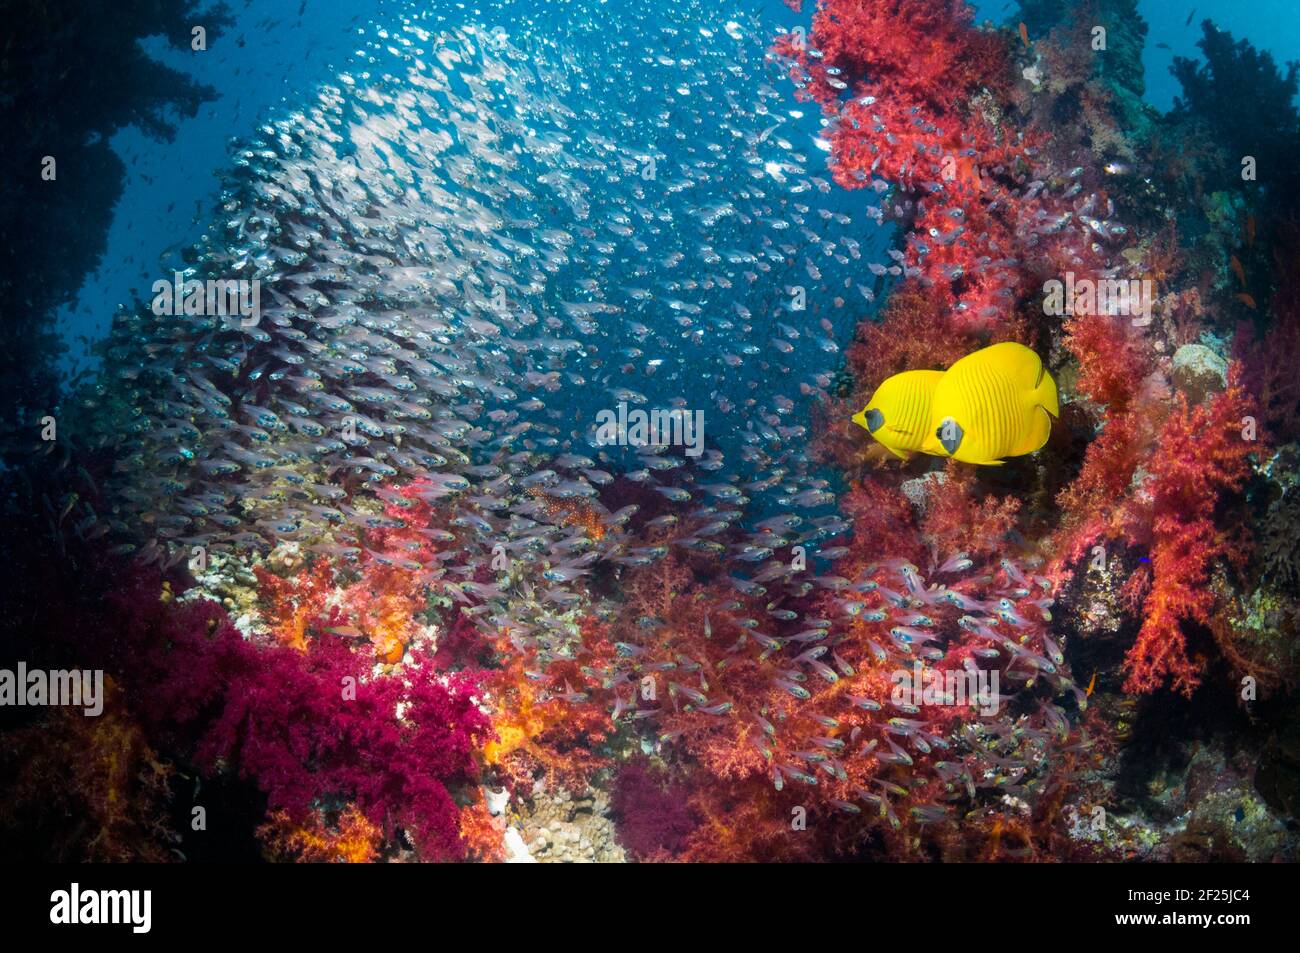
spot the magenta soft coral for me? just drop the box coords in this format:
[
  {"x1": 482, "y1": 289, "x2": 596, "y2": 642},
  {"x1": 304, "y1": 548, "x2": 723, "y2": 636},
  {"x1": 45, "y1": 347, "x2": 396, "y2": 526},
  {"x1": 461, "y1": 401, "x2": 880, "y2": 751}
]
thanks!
[
  {"x1": 609, "y1": 758, "x2": 695, "y2": 861},
  {"x1": 199, "y1": 637, "x2": 488, "y2": 858},
  {"x1": 103, "y1": 572, "x2": 490, "y2": 859}
]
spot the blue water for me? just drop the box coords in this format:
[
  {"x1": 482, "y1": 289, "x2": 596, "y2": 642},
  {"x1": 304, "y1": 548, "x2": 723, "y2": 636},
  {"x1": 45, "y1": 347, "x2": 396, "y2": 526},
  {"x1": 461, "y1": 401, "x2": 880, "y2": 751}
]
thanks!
[
  {"x1": 56, "y1": 0, "x2": 1300, "y2": 385},
  {"x1": 58, "y1": 0, "x2": 390, "y2": 379},
  {"x1": 1134, "y1": 0, "x2": 1300, "y2": 110}
]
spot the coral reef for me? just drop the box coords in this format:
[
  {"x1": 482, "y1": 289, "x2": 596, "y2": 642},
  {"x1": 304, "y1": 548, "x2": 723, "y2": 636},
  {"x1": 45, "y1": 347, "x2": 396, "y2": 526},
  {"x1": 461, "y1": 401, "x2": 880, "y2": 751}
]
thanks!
[
  {"x1": 775, "y1": 0, "x2": 1038, "y2": 340},
  {"x1": 1120, "y1": 372, "x2": 1258, "y2": 696},
  {"x1": 0, "y1": 689, "x2": 177, "y2": 862},
  {"x1": 258, "y1": 808, "x2": 383, "y2": 864},
  {"x1": 1170, "y1": 20, "x2": 1300, "y2": 206},
  {"x1": 68, "y1": 569, "x2": 492, "y2": 861},
  {"x1": 609, "y1": 759, "x2": 695, "y2": 860},
  {"x1": 769, "y1": 0, "x2": 1300, "y2": 855},
  {"x1": 4, "y1": 0, "x2": 1300, "y2": 866}
]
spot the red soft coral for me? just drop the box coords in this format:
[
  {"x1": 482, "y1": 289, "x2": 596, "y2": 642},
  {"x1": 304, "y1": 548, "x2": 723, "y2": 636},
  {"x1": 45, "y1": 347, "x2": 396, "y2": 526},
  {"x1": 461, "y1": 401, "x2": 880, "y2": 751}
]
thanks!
[
  {"x1": 1049, "y1": 313, "x2": 1162, "y2": 580},
  {"x1": 776, "y1": 0, "x2": 1010, "y2": 113},
  {"x1": 844, "y1": 287, "x2": 983, "y2": 393},
  {"x1": 1121, "y1": 368, "x2": 1259, "y2": 695},
  {"x1": 773, "y1": 1, "x2": 1061, "y2": 333},
  {"x1": 1234, "y1": 225, "x2": 1300, "y2": 443},
  {"x1": 920, "y1": 462, "x2": 1023, "y2": 560},
  {"x1": 1065, "y1": 312, "x2": 1152, "y2": 413}
]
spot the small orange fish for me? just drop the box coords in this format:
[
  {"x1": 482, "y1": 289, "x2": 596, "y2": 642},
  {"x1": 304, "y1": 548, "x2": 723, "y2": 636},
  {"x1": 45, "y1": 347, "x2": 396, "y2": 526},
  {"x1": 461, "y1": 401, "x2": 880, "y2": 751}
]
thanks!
[
  {"x1": 1018, "y1": 22, "x2": 1030, "y2": 47},
  {"x1": 1086, "y1": 670, "x2": 1097, "y2": 697},
  {"x1": 1236, "y1": 292, "x2": 1257, "y2": 309},
  {"x1": 1230, "y1": 254, "x2": 1246, "y2": 287},
  {"x1": 863, "y1": 441, "x2": 903, "y2": 468},
  {"x1": 1246, "y1": 214, "x2": 1256, "y2": 248}
]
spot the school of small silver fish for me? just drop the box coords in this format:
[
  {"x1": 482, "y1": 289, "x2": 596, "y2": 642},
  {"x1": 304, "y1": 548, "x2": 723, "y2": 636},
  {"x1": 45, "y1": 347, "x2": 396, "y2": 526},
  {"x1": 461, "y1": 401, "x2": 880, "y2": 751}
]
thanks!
[
  {"x1": 94, "y1": 4, "x2": 873, "y2": 564},
  {"x1": 83, "y1": 0, "x2": 1086, "y2": 830},
  {"x1": 593, "y1": 547, "x2": 1087, "y2": 829}
]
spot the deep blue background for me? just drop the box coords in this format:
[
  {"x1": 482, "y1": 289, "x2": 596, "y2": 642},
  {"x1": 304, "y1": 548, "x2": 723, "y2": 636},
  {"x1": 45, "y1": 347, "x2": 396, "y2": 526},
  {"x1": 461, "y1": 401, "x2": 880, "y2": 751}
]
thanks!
[{"x1": 55, "y1": 0, "x2": 1300, "y2": 378}]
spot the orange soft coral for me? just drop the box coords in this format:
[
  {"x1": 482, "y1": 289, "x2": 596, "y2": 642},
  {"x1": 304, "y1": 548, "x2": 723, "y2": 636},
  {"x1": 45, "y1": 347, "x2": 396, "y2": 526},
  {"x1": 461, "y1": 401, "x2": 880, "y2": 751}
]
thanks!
[
  {"x1": 0, "y1": 684, "x2": 176, "y2": 862},
  {"x1": 458, "y1": 797, "x2": 507, "y2": 863},
  {"x1": 255, "y1": 559, "x2": 339, "y2": 650},
  {"x1": 255, "y1": 486, "x2": 448, "y2": 660},
  {"x1": 483, "y1": 620, "x2": 615, "y2": 792},
  {"x1": 258, "y1": 807, "x2": 383, "y2": 863}
]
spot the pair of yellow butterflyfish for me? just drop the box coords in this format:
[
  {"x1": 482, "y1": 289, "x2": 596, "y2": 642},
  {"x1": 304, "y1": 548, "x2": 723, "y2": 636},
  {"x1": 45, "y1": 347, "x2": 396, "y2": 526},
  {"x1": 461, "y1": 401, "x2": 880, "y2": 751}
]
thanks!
[{"x1": 851, "y1": 342, "x2": 1059, "y2": 466}]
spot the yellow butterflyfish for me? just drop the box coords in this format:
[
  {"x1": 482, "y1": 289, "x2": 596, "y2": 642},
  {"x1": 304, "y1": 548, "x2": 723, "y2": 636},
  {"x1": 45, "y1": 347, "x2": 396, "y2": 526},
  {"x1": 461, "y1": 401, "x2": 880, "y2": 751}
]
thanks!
[
  {"x1": 925, "y1": 341, "x2": 1059, "y2": 465},
  {"x1": 851, "y1": 369, "x2": 945, "y2": 460}
]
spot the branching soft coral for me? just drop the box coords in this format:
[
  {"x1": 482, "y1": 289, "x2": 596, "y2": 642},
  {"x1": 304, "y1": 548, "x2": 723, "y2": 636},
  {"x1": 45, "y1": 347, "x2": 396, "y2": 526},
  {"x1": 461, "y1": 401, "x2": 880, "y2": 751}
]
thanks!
[
  {"x1": 255, "y1": 486, "x2": 446, "y2": 662},
  {"x1": 777, "y1": 0, "x2": 1010, "y2": 114},
  {"x1": 102, "y1": 572, "x2": 491, "y2": 860},
  {"x1": 609, "y1": 758, "x2": 695, "y2": 861},
  {"x1": 1065, "y1": 311, "x2": 1153, "y2": 414},
  {"x1": 458, "y1": 797, "x2": 507, "y2": 863},
  {"x1": 843, "y1": 287, "x2": 985, "y2": 397},
  {"x1": 784, "y1": 0, "x2": 1112, "y2": 513},
  {"x1": 582, "y1": 523, "x2": 1080, "y2": 861},
  {"x1": 773, "y1": 1, "x2": 1066, "y2": 333},
  {"x1": 0, "y1": 687, "x2": 177, "y2": 862},
  {"x1": 681, "y1": 780, "x2": 825, "y2": 862},
  {"x1": 483, "y1": 620, "x2": 615, "y2": 793},
  {"x1": 837, "y1": 477, "x2": 924, "y2": 563},
  {"x1": 258, "y1": 807, "x2": 382, "y2": 863},
  {"x1": 1235, "y1": 226, "x2": 1300, "y2": 443},
  {"x1": 1121, "y1": 369, "x2": 1259, "y2": 695},
  {"x1": 920, "y1": 463, "x2": 1023, "y2": 560},
  {"x1": 255, "y1": 559, "x2": 340, "y2": 651},
  {"x1": 1051, "y1": 312, "x2": 1162, "y2": 575}
]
